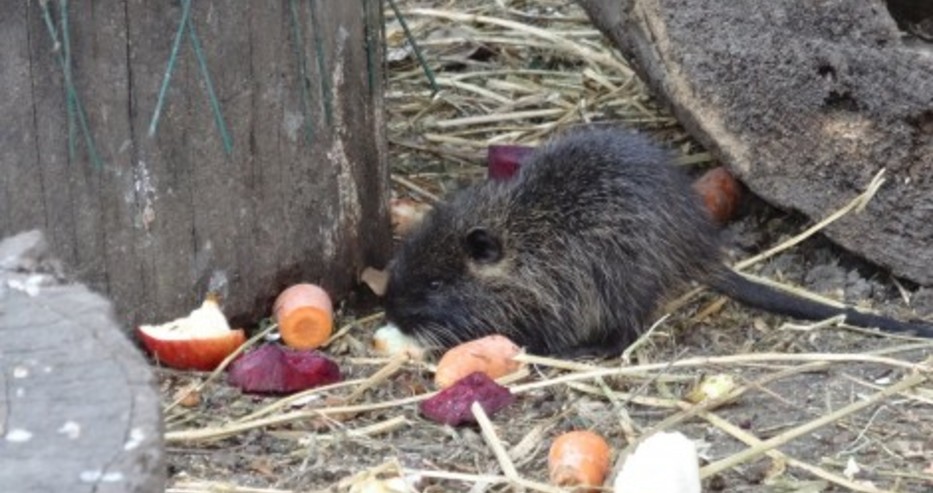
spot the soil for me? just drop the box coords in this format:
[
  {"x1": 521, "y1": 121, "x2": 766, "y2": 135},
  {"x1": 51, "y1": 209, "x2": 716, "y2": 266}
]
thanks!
[
  {"x1": 161, "y1": 193, "x2": 933, "y2": 492},
  {"x1": 161, "y1": 1, "x2": 933, "y2": 492}
]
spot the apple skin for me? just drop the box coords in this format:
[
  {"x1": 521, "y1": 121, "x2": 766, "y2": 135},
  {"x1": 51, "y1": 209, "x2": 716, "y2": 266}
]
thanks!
[{"x1": 137, "y1": 327, "x2": 246, "y2": 371}]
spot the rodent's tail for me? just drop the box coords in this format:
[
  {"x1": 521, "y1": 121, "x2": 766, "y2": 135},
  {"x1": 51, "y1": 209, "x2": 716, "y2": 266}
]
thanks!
[{"x1": 708, "y1": 268, "x2": 933, "y2": 337}]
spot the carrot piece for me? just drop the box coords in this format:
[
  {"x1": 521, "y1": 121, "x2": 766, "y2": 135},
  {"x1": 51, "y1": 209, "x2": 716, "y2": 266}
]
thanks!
[
  {"x1": 434, "y1": 334, "x2": 522, "y2": 389},
  {"x1": 548, "y1": 430, "x2": 612, "y2": 492},
  {"x1": 273, "y1": 283, "x2": 334, "y2": 350}
]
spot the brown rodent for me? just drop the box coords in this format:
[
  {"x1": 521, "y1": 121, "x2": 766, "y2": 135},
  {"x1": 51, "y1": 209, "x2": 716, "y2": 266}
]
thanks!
[{"x1": 383, "y1": 126, "x2": 933, "y2": 357}]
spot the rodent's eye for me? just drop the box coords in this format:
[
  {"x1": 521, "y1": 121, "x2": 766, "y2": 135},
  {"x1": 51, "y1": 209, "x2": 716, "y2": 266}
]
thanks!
[{"x1": 428, "y1": 280, "x2": 443, "y2": 290}]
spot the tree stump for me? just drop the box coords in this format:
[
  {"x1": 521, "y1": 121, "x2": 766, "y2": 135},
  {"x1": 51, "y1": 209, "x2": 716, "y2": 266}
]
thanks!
[
  {"x1": 0, "y1": 1, "x2": 391, "y2": 330},
  {"x1": 0, "y1": 231, "x2": 164, "y2": 493},
  {"x1": 576, "y1": 0, "x2": 933, "y2": 285}
]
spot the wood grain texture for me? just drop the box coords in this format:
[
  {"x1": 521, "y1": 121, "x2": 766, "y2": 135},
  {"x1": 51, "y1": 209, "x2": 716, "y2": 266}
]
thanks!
[
  {"x1": 0, "y1": 1, "x2": 391, "y2": 329},
  {"x1": 577, "y1": 0, "x2": 933, "y2": 285}
]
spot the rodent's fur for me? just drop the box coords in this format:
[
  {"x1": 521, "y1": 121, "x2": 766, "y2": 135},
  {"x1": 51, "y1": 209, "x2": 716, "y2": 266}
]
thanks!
[{"x1": 383, "y1": 126, "x2": 933, "y2": 356}]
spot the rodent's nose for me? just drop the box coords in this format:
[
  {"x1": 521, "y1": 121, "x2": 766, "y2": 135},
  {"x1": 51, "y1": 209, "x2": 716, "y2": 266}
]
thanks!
[
  {"x1": 382, "y1": 291, "x2": 427, "y2": 329},
  {"x1": 382, "y1": 287, "x2": 407, "y2": 319}
]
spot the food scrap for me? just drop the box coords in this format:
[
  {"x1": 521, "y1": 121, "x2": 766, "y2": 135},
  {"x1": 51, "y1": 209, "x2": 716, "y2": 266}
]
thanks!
[
  {"x1": 548, "y1": 430, "x2": 612, "y2": 492},
  {"x1": 612, "y1": 431, "x2": 701, "y2": 493},
  {"x1": 227, "y1": 343, "x2": 341, "y2": 395},
  {"x1": 137, "y1": 295, "x2": 246, "y2": 371},
  {"x1": 419, "y1": 371, "x2": 515, "y2": 426},
  {"x1": 684, "y1": 373, "x2": 738, "y2": 404},
  {"x1": 487, "y1": 144, "x2": 535, "y2": 181},
  {"x1": 390, "y1": 197, "x2": 432, "y2": 237},
  {"x1": 371, "y1": 323, "x2": 425, "y2": 360},
  {"x1": 434, "y1": 334, "x2": 523, "y2": 389},
  {"x1": 691, "y1": 166, "x2": 742, "y2": 225},
  {"x1": 273, "y1": 283, "x2": 334, "y2": 350},
  {"x1": 360, "y1": 267, "x2": 390, "y2": 297}
]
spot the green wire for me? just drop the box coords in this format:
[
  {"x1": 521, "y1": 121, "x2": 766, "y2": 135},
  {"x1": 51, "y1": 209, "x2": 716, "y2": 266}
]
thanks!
[
  {"x1": 387, "y1": 0, "x2": 438, "y2": 95},
  {"x1": 148, "y1": 0, "x2": 192, "y2": 137},
  {"x1": 362, "y1": 0, "x2": 377, "y2": 98},
  {"x1": 60, "y1": 0, "x2": 76, "y2": 161},
  {"x1": 39, "y1": 0, "x2": 103, "y2": 169},
  {"x1": 288, "y1": 0, "x2": 315, "y2": 146},
  {"x1": 308, "y1": 0, "x2": 333, "y2": 126},
  {"x1": 187, "y1": 16, "x2": 233, "y2": 155},
  {"x1": 148, "y1": 0, "x2": 232, "y2": 155}
]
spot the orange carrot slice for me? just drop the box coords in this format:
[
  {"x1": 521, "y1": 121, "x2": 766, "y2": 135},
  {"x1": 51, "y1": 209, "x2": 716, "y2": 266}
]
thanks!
[
  {"x1": 273, "y1": 283, "x2": 334, "y2": 350},
  {"x1": 548, "y1": 430, "x2": 612, "y2": 492}
]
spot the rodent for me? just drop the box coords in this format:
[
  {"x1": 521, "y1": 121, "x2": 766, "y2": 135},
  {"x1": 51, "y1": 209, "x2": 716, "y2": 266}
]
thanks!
[{"x1": 382, "y1": 126, "x2": 933, "y2": 357}]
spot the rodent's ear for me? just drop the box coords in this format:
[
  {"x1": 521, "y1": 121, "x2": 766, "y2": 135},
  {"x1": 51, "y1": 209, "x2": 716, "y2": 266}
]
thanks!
[{"x1": 464, "y1": 227, "x2": 503, "y2": 264}]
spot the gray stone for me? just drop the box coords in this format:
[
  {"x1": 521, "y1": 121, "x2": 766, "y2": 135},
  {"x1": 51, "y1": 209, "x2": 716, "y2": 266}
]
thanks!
[{"x1": 0, "y1": 231, "x2": 165, "y2": 493}]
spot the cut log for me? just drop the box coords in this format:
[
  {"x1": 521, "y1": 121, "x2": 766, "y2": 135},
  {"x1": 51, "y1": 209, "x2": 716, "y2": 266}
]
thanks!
[
  {"x1": 576, "y1": 0, "x2": 933, "y2": 285},
  {"x1": 0, "y1": 1, "x2": 391, "y2": 330},
  {"x1": 0, "y1": 230, "x2": 164, "y2": 493}
]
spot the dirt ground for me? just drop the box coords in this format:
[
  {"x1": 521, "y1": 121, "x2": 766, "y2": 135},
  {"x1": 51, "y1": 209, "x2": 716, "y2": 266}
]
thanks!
[{"x1": 162, "y1": 2, "x2": 933, "y2": 492}]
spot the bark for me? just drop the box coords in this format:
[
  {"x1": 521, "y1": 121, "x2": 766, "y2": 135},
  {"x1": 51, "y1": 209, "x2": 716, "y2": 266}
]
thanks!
[{"x1": 576, "y1": 0, "x2": 933, "y2": 285}]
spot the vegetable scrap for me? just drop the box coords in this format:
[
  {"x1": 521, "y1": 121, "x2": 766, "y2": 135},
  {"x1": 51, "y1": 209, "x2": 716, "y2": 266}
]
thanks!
[
  {"x1": 273, "y1": 283, "x2": 334, "y2": 350},
  {"x1": 227, "y1": 343, "x2": 341, "y2": 395},
  {"x1": 548, "y1": 430, "x2": 612, "y2": 492},
  {"x1": 487, "y1": 144, "x2": 535, "y2": 181},
  {"x1": 434, "y1": 334, "x2": 523, "y2": 389},
  {"x1": 419, "y1": 371, "x2": 515, "y2": 426}
]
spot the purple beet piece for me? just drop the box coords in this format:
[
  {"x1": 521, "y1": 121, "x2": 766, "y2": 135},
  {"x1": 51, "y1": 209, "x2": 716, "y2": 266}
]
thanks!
[
  {"x1": 420, "y1": 371, "x2": 515, "y2": 426},
  {"x1": 227, "y1": 343, "x2": 341, "y2": 394},
  {"x1": 487, "y1": 144, "x2": 535, "y2": 181}
]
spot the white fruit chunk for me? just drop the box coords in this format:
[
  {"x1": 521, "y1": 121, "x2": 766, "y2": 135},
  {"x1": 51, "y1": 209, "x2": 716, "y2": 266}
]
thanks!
[{"x1": 613, "y1": 431, "x2": 701, "y2": 493}]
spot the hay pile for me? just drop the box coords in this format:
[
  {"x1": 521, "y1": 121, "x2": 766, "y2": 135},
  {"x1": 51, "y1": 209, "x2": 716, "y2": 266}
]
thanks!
[{"x1": 163, "y1": 2, "x2": 933, "y2": 492}]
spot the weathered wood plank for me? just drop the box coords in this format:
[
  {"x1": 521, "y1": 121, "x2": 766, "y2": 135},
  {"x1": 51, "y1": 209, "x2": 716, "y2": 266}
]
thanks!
[
  {"x1": 1, "y1": 1, "x2": 391, "y2": 330},
  {"x1": 0, "y1": 2, "x2": 45, "y2": 234}
]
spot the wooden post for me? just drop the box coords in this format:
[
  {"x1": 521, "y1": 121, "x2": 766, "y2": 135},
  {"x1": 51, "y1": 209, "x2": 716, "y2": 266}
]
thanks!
[{"x1": 0, "y1": 1, "x2": 391, "y2": 329}]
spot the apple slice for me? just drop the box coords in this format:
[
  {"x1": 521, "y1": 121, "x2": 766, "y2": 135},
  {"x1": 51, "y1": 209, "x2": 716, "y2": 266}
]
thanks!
[{"x1": 138, "y1": 296, "x2": 246, "y2": 371}]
